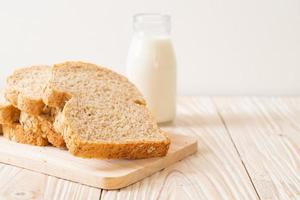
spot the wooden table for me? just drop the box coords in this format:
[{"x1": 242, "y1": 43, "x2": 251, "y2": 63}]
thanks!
[{"x1": 1, "y1": 97, "x2": 300, "y2": 200}]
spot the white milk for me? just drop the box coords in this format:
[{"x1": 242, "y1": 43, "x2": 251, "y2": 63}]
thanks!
[{"x1": 126, "y1": 14, "x2": 176, "y2": 123}]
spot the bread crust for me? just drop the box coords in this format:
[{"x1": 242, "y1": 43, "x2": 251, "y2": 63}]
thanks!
[
  {"x1": 2, "y1": 123, "x2": 48, "y2": 146},
  {"x1": 43, "y1": 86, "x2": 71, "y2": 108},
  {"x1": 62, "y1": 124, "x2": 170, "y2": 159},
  {"x1": 0, "y1": 103, "x2": 20, "y2": 124},
  {"x1": 3, "y1": 66, "x2": 65, "y2": 147},
  {"x1": 5, "y1": 66, "x2": 50, "y2": 116},
  {"x1": 20, "y1": 112, "x2": 65, "y2": 148},
  {"x1": 17, "y1": 94, "x2": 45, "y2": 116}
]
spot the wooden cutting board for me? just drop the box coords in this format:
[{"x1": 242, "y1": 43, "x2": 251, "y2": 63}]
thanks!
[{"x1": 0, "y1": 133, "x2": 197, "y2": 189}]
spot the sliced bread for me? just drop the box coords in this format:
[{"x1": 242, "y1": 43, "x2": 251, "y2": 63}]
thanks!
[
  {"x1": 44, "y1": 61, "x2": 170, "y2": 159},
  {"x1": 0, "y1": 95, "x2": 49, "y2": 146},
  {"x1": 2, "y1": 123, "x2": 48, "y2": 146},
  {"x1": 5, "y1": 66, "x2": 51, "y2": 116},
  {"x1": 19, "y1": 111, "x2": 65, "y2": 148},
  {"x1": 0, "y1": 91, "x2": 20, "y2": 124},
  {"x1": 43, "y1": 61, "x2": 146, "y2": 108},
  {"x1": 4, "y1": 66, "x2": 64, "y2": 147}
]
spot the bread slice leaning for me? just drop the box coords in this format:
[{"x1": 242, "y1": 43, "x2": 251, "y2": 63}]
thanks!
[
  {"x1": 43, "y1": 61, "x2": 146, "y2": 108},
  {"x1": 44, "y1": 61, "x2": 170, "y2": 159},
  {"x1": 5, "y1": 66, "x2": 51, "y2": 116}
]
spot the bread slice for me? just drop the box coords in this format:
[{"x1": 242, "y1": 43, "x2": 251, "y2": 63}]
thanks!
[
  {"x1": 43, "y1": 61, "x2": 146, "y2": 108},
  {"x1": 4, "y1": 66, "x2": 64, "y2": 147},
  {"x1": 19, "y1": 111, "x2": 65, "y2": 148},
  {"x1": 44, "y1": 61, "x2": 170, "y2": 159},
  {"x1": 5, "y1": 66, "x2": 51, "y2": 116},
  {"x1": 2, "y1": 123, "x2": 48, "y2": 146},
  {"x1": 0, "y1": 90, "x2": 48, "y2": 145}
]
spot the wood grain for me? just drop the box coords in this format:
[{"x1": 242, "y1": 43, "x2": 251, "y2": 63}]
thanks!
[
  {"x1": 101, "y1": 97, "x2": 259, "y2": 200},
  {"x1": 0, "y1": 163, "x2": 101, "y2": 200},
  {"x1": 213, "y1": 97, "x2": 300, "y2": 199},
  {"x1": 3, "y1": 97, "x2": 299, "y2": 200},
  {"x1": 0, "y1": 133, "x2": 197, "y2": 190}
]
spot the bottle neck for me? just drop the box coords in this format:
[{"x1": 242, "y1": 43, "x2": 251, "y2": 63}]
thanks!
[{"x1": 133, "y1": 14, "x2": 171, "y2": 37}]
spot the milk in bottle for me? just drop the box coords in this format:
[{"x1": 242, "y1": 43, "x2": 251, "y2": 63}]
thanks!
[{"x1": 126, "y1": 14, "x2": 177, "y2": 123}]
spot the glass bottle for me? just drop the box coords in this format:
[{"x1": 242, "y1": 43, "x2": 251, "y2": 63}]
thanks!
[{"x1": 126, "y1": 13, "x2": 177, "y2": 123}]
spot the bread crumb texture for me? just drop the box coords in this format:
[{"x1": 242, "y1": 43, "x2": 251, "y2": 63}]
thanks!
[
  {"x1": 47, "y1": 61, "x2": 170, "y2": 159},
  {"x1": 2, "y1": 123, "x2": 48, "y2": 146},
  {"x1": 20, "y1": 111, "x2": 65, "y2": 148},
  {"x1": 0, "y1": 90, "x2": 20, "y2": 124},
  {"x1": 5, "y1": 66, "x2": 51, "y2": 115}
]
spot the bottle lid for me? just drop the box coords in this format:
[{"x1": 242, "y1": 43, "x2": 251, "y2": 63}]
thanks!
[{"x1": 133, "y1": 13, "x2": 171, "y2": 35}]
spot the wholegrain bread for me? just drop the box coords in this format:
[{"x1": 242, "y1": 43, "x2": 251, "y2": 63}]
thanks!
[
  {"x1": 43, "y1": 62, "x2": 146, "y2": 108},
  {"x1": 5, "y1": 66, "x2": 51, "y2": 116},
  {"x1": 0, "y1": 91, "x2": 20, "y2": 124},
  {"x1": 0, "y1": 90, "x2": 48, "y2": 145},
  {"x1": 44, "y1": 61, "x2": 170, "y2": 159},
  {"x1": 4, "y1": 66, "x2": 64, "y2": 147},
  {"x1": 0, "y1": 99, "x2": 49, "y2": 146},
  {"x1": 19, "y1": 111, "x2": 65, "y2": 148},
  {"x1": 2, "y1": 123, "x2": 48, "y2": 146}
]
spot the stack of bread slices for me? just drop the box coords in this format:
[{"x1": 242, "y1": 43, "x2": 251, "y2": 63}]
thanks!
[{"x1": 0, "y1": 61, "x2": 170, "y2": 159}]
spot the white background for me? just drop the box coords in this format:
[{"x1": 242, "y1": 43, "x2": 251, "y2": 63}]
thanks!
[{"x1": 0, "y1": 0, "x2": 299, "y2": 95}]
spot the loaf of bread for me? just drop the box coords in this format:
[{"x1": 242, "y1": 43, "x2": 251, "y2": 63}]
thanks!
[{"x1": 44, "y1": 61, "x2": 170, "y2": 159}]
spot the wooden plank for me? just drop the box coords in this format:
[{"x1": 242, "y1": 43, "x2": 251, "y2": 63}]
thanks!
[
  {"x1": 0, "y1": 163, "x2": 101, "y2": 200},
  {"x1": 213, "y1": 97, "x2": 300, "y2": 199},
  {"x1": 43, "y1": 176, "x2": 101, "y2": 200},
  {"x1": 0, "y1": 132, "x2": 197, "y2": 190},
  {"x1": 102, "y1": 97, "x2": 259, "y2": 200}
]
